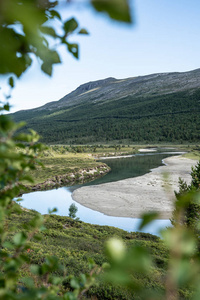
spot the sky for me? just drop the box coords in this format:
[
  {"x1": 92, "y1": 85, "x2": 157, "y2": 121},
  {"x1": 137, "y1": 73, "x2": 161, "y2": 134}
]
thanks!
[{"x1": 2, "y1": 0, "x2": 200, "y2": 112}]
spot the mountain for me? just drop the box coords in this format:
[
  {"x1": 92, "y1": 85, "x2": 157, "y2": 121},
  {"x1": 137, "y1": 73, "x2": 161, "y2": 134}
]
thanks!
[{"x1": 11, "y1": 69, "x2": 200, "y2": 144}]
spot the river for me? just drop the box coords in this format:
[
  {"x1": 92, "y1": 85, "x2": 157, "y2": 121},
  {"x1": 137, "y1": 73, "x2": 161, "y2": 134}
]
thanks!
[{"x1": 19, "y1": 150, "x2": 184, "y2": 235}]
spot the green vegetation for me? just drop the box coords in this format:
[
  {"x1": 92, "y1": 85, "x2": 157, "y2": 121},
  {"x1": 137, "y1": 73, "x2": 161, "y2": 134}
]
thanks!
[
  {"x1": 0, "y1": 0, "x2": 90, "y2": 83},
  {"x1": 183, "y1": 145, "x2": 200, "y2": 160},
  {"x1": 12, "y1": 88, "x2": 200, "y2": 145},
  {"x1": 0, "y1": 1, "x2": 133, "y2": 298},
  {"x1": 6, "y1": 205, "x2": 171, "y2": 299},
  {"x1": 23, "y1": 152, "x2": 105, "y2": 185},
  {"x1": 68, "y1": 203, "x2": 78, "y2": 220},
  {"x1": 2, "y1": 110, "x2": 200, "y2": 299},
  {"x1": 2, "y1": 1, "x2": 200, "y2": 299},
  {"x1": 21, "y1": 144, "x2": 199, "y2": 191},
  {"x1": 4, "y1": 191, "x2": 200, "y2": 299},
  {"x1": 20, "y1": 144, "x2": 139, "y2": 189},
  {"x1": 171, "y1": 161, "x2": 200, "y2": 232}
]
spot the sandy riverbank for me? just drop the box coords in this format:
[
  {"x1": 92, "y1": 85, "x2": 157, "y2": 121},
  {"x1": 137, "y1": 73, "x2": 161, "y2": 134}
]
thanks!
[{"x1": 72, "y1": 156, "x2": 198, "y2": 219}]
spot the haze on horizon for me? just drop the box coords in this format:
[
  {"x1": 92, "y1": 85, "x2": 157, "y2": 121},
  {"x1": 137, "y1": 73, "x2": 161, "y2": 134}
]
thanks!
[{"x1": 1, "y1": 0, "x2": 200, "y2": 112}]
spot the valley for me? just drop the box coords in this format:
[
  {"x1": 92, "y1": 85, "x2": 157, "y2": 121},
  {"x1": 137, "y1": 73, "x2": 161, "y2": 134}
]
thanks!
[
  {"x1": 7, "y1": 69, "x2": 200, "y2": 299},
  {"x1": 2, "y1": 0, "x2": 200, "y2": 297}
]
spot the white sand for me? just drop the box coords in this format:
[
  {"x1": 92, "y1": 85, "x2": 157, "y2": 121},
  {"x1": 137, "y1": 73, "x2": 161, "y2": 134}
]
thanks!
[
  {"x1": 138, "y1": 148, "x2": 157, "y2": 152},
  {"x1": 72, "y1": 156, "x2": 198, "y2": 219},
  {"x1": 99, "y1": 154, "x2": 135, "y2": 160}
]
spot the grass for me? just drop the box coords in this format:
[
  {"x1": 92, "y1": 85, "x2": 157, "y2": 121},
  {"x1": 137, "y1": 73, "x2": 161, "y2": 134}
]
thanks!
[
  {"x1": 21, "y1": 145, "x2": 139, "y2": 186},
  {"x1": 183, "y1": 151, "x2": 200, "y2": 160},
  {"x1": 8, "y1": 203, "x2": 193, "y2": 299},
  {"x1": 8, "y1": 204, "x2": 171, "y2": 299},
  {"x1": 23, "y1": 152, "x2": 106, "y2": 185}
]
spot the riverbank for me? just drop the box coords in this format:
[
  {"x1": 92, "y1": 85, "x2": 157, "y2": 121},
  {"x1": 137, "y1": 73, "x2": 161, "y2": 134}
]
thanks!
[
  {"x1": 20, "y1": 146, "x2": 139, "y2": 193},
  {"x1": 21, "y1": 164, "x2": 110, "y2": 194},
  {"x1": 72, "y1": 155, "x2": 198, "y2": 219}
]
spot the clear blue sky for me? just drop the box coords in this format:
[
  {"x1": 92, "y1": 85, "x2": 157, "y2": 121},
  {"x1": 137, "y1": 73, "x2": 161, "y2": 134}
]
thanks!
[{"x1": 2, "y1": 0, "x2": 200, "y2": 112}]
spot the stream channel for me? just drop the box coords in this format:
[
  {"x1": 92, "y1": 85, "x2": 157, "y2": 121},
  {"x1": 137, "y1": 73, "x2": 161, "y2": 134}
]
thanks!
[{"x1": 20, "y1": 149, "x2": 185, "y2": 236}]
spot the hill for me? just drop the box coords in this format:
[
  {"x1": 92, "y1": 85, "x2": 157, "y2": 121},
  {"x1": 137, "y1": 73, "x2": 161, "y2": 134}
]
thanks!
[
  {"x1": 9, "y1": 205, "x2": 171, "y2": 299},
  {"x1": 11, "y1": 69, "x2": 200, "y2": 144}
]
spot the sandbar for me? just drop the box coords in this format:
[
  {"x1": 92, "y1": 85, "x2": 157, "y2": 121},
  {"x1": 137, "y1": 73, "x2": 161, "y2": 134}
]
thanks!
[{"x1": 72, "y1": 156, "x2": 198, "y2": 219}]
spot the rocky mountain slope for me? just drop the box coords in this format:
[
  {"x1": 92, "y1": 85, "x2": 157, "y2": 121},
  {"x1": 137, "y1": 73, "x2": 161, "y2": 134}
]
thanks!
[{"x1": 11, "y1": 69, "x2": 200, "y2": 144}]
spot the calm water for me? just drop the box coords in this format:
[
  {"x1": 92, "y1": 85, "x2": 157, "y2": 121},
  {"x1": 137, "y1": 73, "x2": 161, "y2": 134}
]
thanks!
[
  {"x1": 86, "y1": 151, "x2": 184, "y2": 185},
  {"x1": 20, "y1": 150, "x2": 184, "y2": 235}
]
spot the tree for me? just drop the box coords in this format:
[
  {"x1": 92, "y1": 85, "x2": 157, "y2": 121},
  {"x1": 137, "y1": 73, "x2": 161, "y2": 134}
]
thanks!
[
  {"x1": 191, "y1": 160, "x2": 200, "y2": 189},
  {"x1": 171, "y1": 161, "x2": 200, "y2": 231},
  {"x1": 69, "y1": 203, "x2": 78, "y2": 219}
]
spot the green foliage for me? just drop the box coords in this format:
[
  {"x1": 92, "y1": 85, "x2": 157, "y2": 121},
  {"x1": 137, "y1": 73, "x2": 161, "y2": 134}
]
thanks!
[
  {"x1": 22, "y1": 151, "x2": 105, "y2": 186},
  {"x1": 103, "y1": 217, "x2": 200, "y2": 299},
  {"x1": 91, "y1": 0, "x2": 132, "y2": 23},
  {"x1": 0, "y1": 2, "x2": 134, "y2": 299},
  {"x1": 1, "y1": 116, "x2": 198, "y2": 299},
  {"x1": 0, "y1": 0, "x2": 131, "y2": 82},
  {"x1": 138, "y1": 212, "x2": 159, "y2": 230},
  {"x1": 2, "y1": 1, "x2": 200, "y2": 299},
  {"x1": 0, "y1": 0, "x2": 80, "y2": 79},
  {"x1": 8, "y1": 208, "x2": 172, "y2": 300},
  {"x1": 0, "y1": 104, "x2": 104, "y2": 298},
  {"x1": 171, "y1": 161, "x2": 200, "y2": 231},
  {"x1": 0, "y1": 107, "x2": 65, "y2": 299},
  {"x1": 68, "y1": 204, "x2": 78, "y2": 220},
  {"x1": 191, "y1": 161, "x2": 200, "y2": 189},
  {"x1": 12, "y1": 89, "x2": 200, "y2": 144}
]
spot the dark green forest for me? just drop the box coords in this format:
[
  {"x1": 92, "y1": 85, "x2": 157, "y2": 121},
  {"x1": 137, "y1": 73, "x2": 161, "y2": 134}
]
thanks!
[{"x1": 12, "y1": 88, "x2": 200, "y2": 144}]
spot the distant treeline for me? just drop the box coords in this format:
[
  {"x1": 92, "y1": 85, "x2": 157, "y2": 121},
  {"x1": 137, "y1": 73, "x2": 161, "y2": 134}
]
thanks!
[{"x1": 12, "y1": 89, "x2": 200, "y2": 144}]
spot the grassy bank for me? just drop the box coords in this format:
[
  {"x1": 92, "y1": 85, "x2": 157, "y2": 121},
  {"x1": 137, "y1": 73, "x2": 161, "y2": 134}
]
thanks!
[
  {"x1": 8, "y1": 204, "x2": 193, "y2": 299},
  {"x1": 21, "y1": 150, "x2": 110, "y2": 193},
  {"x1": 25, "y1": 153, "x2": 107, "y2": 185},
  {"x1": 21, "y1": 145, "x2": 138, "y2": 190},
  {"x1": 182, "y1": 146, "x2": 200, "y2": 160},
  {"x1": 9, "y1": 205, "x2": 167, "y2": 299}
]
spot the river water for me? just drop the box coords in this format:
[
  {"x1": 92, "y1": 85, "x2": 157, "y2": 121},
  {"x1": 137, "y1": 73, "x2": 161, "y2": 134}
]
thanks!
[{"x1": 20, "y1": 150, "x2": 184, "y2": 235}]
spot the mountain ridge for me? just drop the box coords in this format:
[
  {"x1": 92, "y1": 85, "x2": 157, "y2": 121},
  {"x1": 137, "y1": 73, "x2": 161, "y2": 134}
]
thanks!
[
  {"x1": 24, "y1": 68, "x2": 200, "y2": 112},
  {"x1": 11, "y1": 68, "x2": 200, "y2": 144}
]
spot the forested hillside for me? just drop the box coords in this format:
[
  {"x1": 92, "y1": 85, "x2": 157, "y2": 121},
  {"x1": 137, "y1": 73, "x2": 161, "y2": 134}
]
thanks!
[{"x1": 12, "y1": 69, "x2": 200, "y2": 144}]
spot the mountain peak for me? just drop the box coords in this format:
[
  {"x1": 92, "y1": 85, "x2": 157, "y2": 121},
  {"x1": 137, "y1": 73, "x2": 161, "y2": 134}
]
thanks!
[{"x1": 75, "y1": 77, "x2": 117, "y2": 95}]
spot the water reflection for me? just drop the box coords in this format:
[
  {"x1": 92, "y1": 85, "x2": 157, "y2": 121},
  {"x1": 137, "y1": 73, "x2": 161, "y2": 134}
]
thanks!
[
  {"x1": 84, "y1": 151, "x2": 185, "y2": 185},
  {"x1": 20, "y1": 187, "x2": 171, "y2": 236}
]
